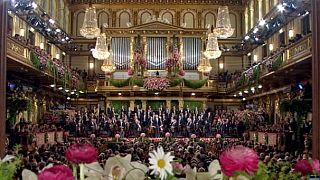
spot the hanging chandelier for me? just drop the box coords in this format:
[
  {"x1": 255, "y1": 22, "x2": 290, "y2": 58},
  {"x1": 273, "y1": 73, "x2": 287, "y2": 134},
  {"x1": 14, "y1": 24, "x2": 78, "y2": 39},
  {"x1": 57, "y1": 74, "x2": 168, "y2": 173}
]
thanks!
[
  {"x1": 101, "y1": 50, "x2": 116, "y2": 73},
  {"x1": 213, "y1": 6, "x2": 234, "y2": 39},
  {"x1": 80, "y1": 6, "x2": 100, "y2": 39},
  {"x1": 92, "y1": 33, "x2": 110, "y2": 60},
  {"x1": 203, "y1": 33, "x2": 222, "y2": 59},
  {"x1": 197, "y1": 56, "x2": 212, "y2": 73}
]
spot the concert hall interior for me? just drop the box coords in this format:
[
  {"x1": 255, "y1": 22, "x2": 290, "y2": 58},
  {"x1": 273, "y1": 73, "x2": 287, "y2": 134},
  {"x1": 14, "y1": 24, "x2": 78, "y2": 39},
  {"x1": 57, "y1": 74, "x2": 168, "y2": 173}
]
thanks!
[{"x1": 1, "y1": 0, "x2": 320, "y2": 179}]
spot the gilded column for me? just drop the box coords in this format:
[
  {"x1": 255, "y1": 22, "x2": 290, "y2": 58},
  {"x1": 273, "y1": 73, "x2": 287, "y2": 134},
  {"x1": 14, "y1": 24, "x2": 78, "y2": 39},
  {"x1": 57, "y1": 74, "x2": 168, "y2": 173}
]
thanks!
[{"x1": 130, "y1": 37, "x2": 134, "y2": 68}]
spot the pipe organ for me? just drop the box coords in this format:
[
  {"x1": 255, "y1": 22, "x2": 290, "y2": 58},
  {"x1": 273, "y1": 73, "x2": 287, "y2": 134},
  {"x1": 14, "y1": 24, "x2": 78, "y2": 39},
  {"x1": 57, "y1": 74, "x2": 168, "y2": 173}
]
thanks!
[
  {"x1": 183, "y1": 37, "x2": 202, "y2": 70},
  {"x1": 147, "y1": 37, "x2": 167, "y2": 70},
  {"x1": 112, "y1": 37, "x2": 130, "y2": 70}
]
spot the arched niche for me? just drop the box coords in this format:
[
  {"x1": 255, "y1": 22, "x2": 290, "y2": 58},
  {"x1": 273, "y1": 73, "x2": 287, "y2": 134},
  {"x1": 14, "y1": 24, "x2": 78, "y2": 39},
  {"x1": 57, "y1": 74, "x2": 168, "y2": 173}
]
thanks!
[
  {"x1": 74, "y1": 10, "x2": 85, "y2": 36},
  {"x1": 229, "y1": 12, "x2": 237, "y2": 38},
  {"x1": 141, "y1": 11, "x2": 152, "y2": 24},
  {"x1": 181, "y1": 10, "x2": 196, "y2": 28},
  {"x1": 97, "y1": 10, "x2": 111, "y2": 28},
  {"x1": 203, "y1": 11, "x2": 216, "y2": 28},
  {"x1": 117, "y1": 10, "x2": 131, "y2": 27},
  {"x1": 159, "y1": 10, "x2": 174, "y2": 24}
]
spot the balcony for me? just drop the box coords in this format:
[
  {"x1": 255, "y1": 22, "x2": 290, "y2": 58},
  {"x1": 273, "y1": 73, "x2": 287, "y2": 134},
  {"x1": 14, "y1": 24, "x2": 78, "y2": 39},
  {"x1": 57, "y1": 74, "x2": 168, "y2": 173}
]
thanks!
[
  {"x1": 227, "y1": 34, "x2": 312, "y2": 93},
  {"x1": 6, "y1": 36, "x2": 84, "y2": 90}
]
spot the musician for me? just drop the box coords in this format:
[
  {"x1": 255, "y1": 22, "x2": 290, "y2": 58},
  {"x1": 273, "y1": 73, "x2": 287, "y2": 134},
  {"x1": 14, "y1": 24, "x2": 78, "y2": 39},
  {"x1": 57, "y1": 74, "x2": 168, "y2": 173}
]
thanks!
[
  {"x1": 151, "y1": 114, "x2": 162, "y2": 138},
  {"x1": 170, "y1": 117, "x2": 178, "y2": 137}
]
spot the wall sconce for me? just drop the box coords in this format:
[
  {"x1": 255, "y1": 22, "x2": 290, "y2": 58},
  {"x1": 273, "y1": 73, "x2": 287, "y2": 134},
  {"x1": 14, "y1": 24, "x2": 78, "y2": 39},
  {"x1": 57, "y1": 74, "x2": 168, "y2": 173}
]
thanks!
[
  {"x1": 39, "y1": 43, "x2": 44, "y2": 49},
  {"x1": 253, "y1": 55, "x2": 258, "y2": 62},
  {"x1": 55, "y1": 54, "x2": 60, "y2": 59},
  {"x1": 288, "y1": 29, "x2": 294, "y2": 38},
  {"x1": 89, "y1": 62, "x2": 94, "y2": 69},
  {"x1": 219, "y1": 63, "x2": 224, "y2": 69},
  {"x1": 269, "y1": 44, "x2": 274, "y2": 51},
  {"x1": 19, "y1": 28, "x2": 25, "y2": 36},
  {"x1": 29, "y1": 27, "x2": 35, "y2": 32}
]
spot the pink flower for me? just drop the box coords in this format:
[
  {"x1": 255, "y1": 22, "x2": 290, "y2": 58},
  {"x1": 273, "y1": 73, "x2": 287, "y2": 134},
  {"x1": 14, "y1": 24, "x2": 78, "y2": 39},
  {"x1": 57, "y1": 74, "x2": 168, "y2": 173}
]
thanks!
[
  {"x1": 65, "y1": 143, "x2": 97, "y2": 164},
  {"x1": 38, "y1": 165, "x2": 73, "y2": 180},
  {"x1": 219, "y1": 145, "x2": 259, "y2": 177},
  {"x1": 172, "y1": 161, "x2": 184, "y2": 174},
  {"x1": 203, "y1": 72, "x2": 210, "y2": 76},
  {"x1": 191, "y1": 134, "x2": 196, "y2": 139},
  {"x1": 177, "y1": 69, "x2": 185, "y2": 76},
  {"x1": 115, "y1": 134, "x2": 120, "y2": 139},
  {"x1": 312, "y1": 160, "x2": 320, "y2": 175},
  {"x1": 90, "y1": 134, "x2": 96, "y2": 138},
  {"x1": 140, "y1": 133, "x2": 146, "y2": 137},
  {"x1": 143, "y1": 77, "x2": 169, "y2": 91},
  {"x1": 294, "y1": 160, "x2": 313, "y2": 175},
  {"x1": 127, "y1": 68, "x2": 134, "y2": 76},
  {"x1": 216, "y1": 134, "x2": 221, "y2": 139},
  {"x1": 165, "y1": 132, "x2": 171, "y2": 138}
]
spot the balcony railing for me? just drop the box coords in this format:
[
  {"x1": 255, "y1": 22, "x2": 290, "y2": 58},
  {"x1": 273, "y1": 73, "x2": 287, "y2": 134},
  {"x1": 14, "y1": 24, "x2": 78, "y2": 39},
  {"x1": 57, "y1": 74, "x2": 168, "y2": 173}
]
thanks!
[
  {"x1": 6, "y1": 36, "x2": 84, "y2": 90},
  {"x1": 226, "y1": 34, "x2": 312, "y2": 92}
]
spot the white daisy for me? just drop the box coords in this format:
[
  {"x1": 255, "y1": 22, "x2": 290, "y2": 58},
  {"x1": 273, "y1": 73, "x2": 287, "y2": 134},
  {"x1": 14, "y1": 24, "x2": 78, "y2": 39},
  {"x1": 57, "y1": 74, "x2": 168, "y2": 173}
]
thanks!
[{"x1": 149, "y1": 146, "x2": 175, "y2": 180}]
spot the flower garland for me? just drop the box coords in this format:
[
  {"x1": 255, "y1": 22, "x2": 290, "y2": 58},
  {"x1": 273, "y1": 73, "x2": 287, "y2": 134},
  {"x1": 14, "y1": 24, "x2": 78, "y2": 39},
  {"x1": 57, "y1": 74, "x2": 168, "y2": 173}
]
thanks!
[{"x1": 143, "y1": 77, "x2": 169, "y2": 91}]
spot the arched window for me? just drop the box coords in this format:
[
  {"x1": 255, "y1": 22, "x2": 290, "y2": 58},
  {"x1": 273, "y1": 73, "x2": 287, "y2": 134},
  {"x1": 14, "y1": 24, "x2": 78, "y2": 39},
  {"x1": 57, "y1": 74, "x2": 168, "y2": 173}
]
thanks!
[
  {"x1": 141, "y1": 11, "x2": 151, "y2": 24},
  {"x1": 76, "y1": 11, "x2": 85, "y2": 36},
  {"x1": 98, "y1": 11, "x2": 109, "y2": 28},
  {"x1": 162, "y1": 12, "x2": 173, "y2": 24},
  {"x1": 229, "y1": 13, "x2": 237, "y2": 37},
  {"x1": 183, "y1": 12, "x2": 194, "y2": 28},
  {"x1": 118, "y1": 11, "x2": 130, "y2": 27},
  {"x1": 204, "y1": 12, "x2": 215, "y2": 28}
]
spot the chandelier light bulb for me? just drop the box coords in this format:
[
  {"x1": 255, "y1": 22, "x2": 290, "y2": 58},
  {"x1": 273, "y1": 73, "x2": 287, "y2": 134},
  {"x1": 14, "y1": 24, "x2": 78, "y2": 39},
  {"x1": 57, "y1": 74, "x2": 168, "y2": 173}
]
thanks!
[
  {"x1": 101, "y1": 50, "x2": 116, "y2": 73},
  {"x1": 204, "y1": 33, "x2": 222, "y2": 59},
  {"x1": 80, "y1": 7, "x2": 100, "y2": 39},
  {"x1": 92, "y1": 33, "x2": 110, "y2": 60},
  {"x1": 213, "y1": 6, "x2": 234, "y2": 39}
]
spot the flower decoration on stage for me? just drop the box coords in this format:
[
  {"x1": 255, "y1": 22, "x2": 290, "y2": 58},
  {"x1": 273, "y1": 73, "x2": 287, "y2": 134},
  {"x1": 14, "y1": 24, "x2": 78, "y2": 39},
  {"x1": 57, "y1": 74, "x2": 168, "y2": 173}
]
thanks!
[
  {"x1": 143, "y1": 77, "x2": 169, "y2": 91},
  {"x1": 216, "y1": 134, "x2": 222, "y2": 139},
  {"x1": 177, "y1": 69, "x2": 185, "y2": 77},
  {"x1": 133, "y1": 48, "x2": 146, "y2": 68},
  {"x1": 312, "y1": 160, "x2": 320, "y2": 175},
  {"x1": 127, "y1": 68, "x2": 134, "y2": 76},
  {"x1": 219, "y1": 145, "x2": 259, "y2": 177},
  {"x1": 37, "y1": 165, "x2": 74, "y2": 180},
  {"x1": 203, "y1": 72, "x2": 210, "y2": 76},
  {"x1": 165, "y1": 47, "x2": 181, "y2": 77},
  {"x1": 294, "y1": 160, "x2": 314, "y2": 175},
  {"x1": 65, "y1": 143, "x2": 97, "y2": 164},
  {"x1": 191, "y1": 134, "x2": 196, "y2": 139},
  {"x1": 115, "y1": 134, "x2": 121, "y2": 139},
  {"x1": 165, "y1": 132, "x2": 171, "y2": 138},
  {"x1": 149, "y1": 146, "x2": 174, "y2": 180},
  {"x1": 140, "y1": 133, "x2": 146, "y2": 137}
]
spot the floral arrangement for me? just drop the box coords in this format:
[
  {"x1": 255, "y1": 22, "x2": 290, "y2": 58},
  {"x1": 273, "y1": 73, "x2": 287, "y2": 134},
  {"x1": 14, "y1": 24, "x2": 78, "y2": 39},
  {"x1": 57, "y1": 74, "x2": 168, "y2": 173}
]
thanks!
[
  {"x1": 143, "y1": 77, "x2": 170, "y2": 91},
  {"x1": 127, "y1": 68, "x2": 134, "y2": 76},
  {"x1": 133, "y1": 48, "x2": 147, "y2": 68},
  {"x1": 177, "y1": 69, "x2": 185, "y2": 77},
  {"x1": 165, "y1": 47, "x2": 181, "y2": 77},
  {"x1": 20, "y1": 142, "x2": 320, "y2": 180}
]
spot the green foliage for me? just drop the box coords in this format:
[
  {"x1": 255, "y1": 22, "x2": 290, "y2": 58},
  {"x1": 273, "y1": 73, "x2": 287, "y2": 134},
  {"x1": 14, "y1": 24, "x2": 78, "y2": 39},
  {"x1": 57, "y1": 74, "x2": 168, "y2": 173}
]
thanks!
[
  {"x1": 238, "y1": 74, "x2": 246, "y2": 86},
  {"x1": 183, "y1": 78, "x2": 208, "y2": 89},
  {"x1": 254, "y1": 162, "x2": 270, "y2": 180},
  {"x1": 184, "y1": 101, "x2": 203, "y2": 111},
  {"x1": 0, "y1": 145, "x2": 22, "y2": 180},
  {"x1": 267, "y1": 161, "x2": 300, "y2": 180},
  {"x1": 111, "y1": 100, "x2": 129, "y2": 114},
  {"x1": 279, "y1": 99, "x2": 291, "y2": 113},
  {"x1": 253, "y1": 66, "x2": 261, "y2": 82},
  {"x1": 272, "y1": 55, "x2": 283, "y2": 71},
  {"x1": 30, "y1": 51, "x2": 40, "y2": 69},
  {"x1": 131, "y1": 77, "x2": 144, "y2": 87},
  {"x1": 147, "y1": 101, "x2": 166, "y2": 110},
  {"x1": 169, "y1": 78, "x2": 183, "y2": 87},
  {"x1": 109, "y1": 78, "x2": 131, "y2": 87}
]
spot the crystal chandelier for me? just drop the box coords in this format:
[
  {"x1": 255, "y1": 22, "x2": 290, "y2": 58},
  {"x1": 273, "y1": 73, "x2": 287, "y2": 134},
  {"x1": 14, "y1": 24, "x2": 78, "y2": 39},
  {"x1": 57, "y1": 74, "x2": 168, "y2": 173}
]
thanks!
[
  {"x1": 92, "y1": 33, "x2": 110, "y2": 60},
  {"x1": 197, "y1": 56, "x2": 212, "y2": 73},
  {"x1": 101, "y1": 50, "x2": 116, "y2": 73},
  {"x1": 203, "y1": 33, "x2": 222, "y2": 59},
  {"x1": 80, "y1": 6, "x2": 100, "y2": 39},
  {"x1": 213, "y1": 6, "x2": 235, "y2": 39}
]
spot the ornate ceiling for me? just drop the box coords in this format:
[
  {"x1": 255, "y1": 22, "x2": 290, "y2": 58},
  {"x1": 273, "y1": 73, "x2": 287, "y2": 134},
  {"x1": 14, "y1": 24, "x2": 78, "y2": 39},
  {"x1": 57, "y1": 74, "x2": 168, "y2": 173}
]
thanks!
[{"x1": 67, "y1": 0, "x2": 245, "y2": 6}]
